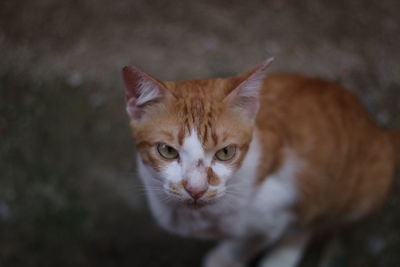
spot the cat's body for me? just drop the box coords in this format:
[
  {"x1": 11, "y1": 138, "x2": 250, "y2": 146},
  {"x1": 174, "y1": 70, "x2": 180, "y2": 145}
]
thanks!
[{"x1": 123, "y1": 60, "x2": 399, "y2": 267}]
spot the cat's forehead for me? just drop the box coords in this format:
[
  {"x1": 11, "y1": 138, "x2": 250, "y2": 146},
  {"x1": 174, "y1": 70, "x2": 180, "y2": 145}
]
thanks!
[
  {"x1": 163, "y1": 78, "x2": 239, "y2": 100},
  {"x1": 151, "y1": 110, "x2": 251, "y2": 151},
  {"x1": 134, "y1": 104, "x2": 251, "y2": 151},
  {"x1": 134, "y1": 77, "x2": 253, "y2": 148}
]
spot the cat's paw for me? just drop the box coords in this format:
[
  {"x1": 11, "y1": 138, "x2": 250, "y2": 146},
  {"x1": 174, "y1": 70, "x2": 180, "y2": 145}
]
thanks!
[{"x1": 203, "y1": 246, "x2": 245, "y2": 267}]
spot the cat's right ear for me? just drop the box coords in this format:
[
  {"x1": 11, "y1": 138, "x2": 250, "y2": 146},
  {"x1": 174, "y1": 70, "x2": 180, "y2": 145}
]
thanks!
[
  {"x1": 224, "y1": 58, "x2": 274, "y2": 120},
  {"x1": 122, "y1": 66, "x2": 168, "y2": 120}
]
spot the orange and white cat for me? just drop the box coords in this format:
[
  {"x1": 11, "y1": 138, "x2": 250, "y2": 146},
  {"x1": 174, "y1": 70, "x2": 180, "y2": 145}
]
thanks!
[{"x1": 122, "y1": 58, "x2": 399, "y2": 267}]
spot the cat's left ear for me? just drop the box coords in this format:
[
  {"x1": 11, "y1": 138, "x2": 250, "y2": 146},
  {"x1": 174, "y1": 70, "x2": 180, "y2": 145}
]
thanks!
[
  {"x1": 224, "y1": 57, "x2": 274, "y2": 120},
  {"x1": 122, "y1": 66, "x2": 170, "y2": 120}
]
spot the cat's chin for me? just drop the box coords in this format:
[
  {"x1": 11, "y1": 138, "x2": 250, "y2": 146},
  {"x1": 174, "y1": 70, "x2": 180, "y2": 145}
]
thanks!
[{"x1": 183, "y1": 199, "x2": 217, "y2": 209}]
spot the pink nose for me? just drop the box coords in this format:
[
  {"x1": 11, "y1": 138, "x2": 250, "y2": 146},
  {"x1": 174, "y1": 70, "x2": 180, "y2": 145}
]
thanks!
[{"x1": 183, "y1": 184, "x2": 207, "y2": 200}]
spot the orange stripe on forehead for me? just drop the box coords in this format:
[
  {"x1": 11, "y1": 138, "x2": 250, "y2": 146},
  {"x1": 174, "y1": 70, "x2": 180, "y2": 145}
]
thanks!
[
  {"x1": 203, "y1": 123, "x2": 209, "y2": 144},
  {"x1": 211, "y1": 132, "x2": 219, "y2": 146},
  {"x1": 177, "y1": 127, "x2": 185, "y2": 146},
  {"x1": 177, "y1": 97, "x2": 214, "y2": 146}
]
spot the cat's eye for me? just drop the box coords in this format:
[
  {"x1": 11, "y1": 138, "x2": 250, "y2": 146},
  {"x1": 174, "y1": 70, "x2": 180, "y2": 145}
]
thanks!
[
  {"x1": 215, "y1": 145, "x2": 236, "y2": 161},
  {"x1": 157, "y1": 144, "x2": 179, "y2": 159}
]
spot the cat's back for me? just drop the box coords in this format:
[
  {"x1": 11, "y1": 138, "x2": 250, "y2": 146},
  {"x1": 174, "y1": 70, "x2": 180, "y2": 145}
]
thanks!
[
  {"x1": 258, "y1": 72, "x2": 385, "y2": 146},
  {"x1": 256, "y1": 73, "x2": 396, "y2": 225},
  {"x1": 256, "y1": 72, "x2": 383, "y2": 151},
  {"x1": 261, "y1": 73, "x2": 310, "y2": 94}
]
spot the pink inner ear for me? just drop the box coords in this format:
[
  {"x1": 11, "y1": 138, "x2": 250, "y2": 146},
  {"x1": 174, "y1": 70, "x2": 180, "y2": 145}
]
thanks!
[
  {"x1": 224, "y1": 58, "x2": 274, "y2": 119},
  {"x1": 122, "y1": 66, "x2": 167, "y2": 119}
]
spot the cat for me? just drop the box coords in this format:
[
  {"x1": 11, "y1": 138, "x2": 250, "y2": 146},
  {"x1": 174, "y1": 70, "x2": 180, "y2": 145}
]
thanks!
[{"x1": 122, "y1": 58, "x2": 399, "y2": 267}]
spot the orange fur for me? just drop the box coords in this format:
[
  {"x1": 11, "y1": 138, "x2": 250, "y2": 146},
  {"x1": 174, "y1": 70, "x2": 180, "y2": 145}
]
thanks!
[
  {"x1": 127, "y1": 67, "x2": 397, "y2": 228},
  {"x1": 207, "y1": 167, "x2": 221, "y2": 186},
  {"x1": 257, "y1": 74, "x2": 396, "y2": 225}
]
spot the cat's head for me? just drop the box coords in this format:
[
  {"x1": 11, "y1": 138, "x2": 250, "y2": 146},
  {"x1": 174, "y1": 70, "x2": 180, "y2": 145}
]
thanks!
[{"x1": 122, "y1": 59, "x2": 273, "y2": 207}]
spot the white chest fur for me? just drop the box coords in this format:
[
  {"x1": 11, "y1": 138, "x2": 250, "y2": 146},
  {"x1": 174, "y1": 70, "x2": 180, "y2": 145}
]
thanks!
[{"x1": 137, "y1": 132, "x2": 301, "y2": 242}]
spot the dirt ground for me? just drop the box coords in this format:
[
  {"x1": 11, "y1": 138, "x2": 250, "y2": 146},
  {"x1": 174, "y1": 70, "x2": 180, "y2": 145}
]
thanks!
[{"x1": 0, "y1": 0, "x2": 399, "y2": 266}]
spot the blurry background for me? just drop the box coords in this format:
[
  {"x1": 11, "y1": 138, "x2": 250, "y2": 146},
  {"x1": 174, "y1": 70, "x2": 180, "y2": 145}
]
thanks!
[{"x1": 0, "y1": 0, "x2": 399, "y2": 266}]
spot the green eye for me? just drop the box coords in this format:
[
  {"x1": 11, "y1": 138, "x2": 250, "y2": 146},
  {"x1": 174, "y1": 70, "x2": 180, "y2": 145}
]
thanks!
[
  {"x1": 157, "y1": 144, "x2": 179, "y2": 159},
  {"x1": 215, "y1": 145, "x2": 236, "y2": 161}
]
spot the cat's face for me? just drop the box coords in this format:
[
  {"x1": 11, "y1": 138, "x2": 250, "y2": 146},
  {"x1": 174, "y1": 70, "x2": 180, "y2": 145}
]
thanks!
[
  {"x1": 132, "y1": 95, "x2": 253, "y2": 207},
  {"x1": 123, "y1": 59, "x2": 273, "y2": 207}
]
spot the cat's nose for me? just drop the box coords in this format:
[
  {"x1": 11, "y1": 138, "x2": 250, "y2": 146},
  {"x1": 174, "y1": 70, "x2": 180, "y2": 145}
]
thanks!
[
  {"x1": 183, "y1": 183, "x2": 207, "y2": 200},
  {"x1": 186, "y1": 188, "x2": 207, "y2": 200}
]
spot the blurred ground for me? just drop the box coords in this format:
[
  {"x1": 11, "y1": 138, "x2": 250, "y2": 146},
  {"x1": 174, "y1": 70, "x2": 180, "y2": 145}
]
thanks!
[{"x1": 0, "y1": 0, "x2": 399, "y2": 266}]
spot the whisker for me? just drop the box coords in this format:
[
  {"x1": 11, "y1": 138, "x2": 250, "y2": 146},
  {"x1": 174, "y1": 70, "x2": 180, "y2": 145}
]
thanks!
[
  {"x1": 160, "y1": 194, "x2": 177, "y2": 204},
  {"x1": 225, "y1": 189, "x2": 246, "y2": 196},
  {"x1": 225, "y1": 182, "x2": 248, "y2": 189}
]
